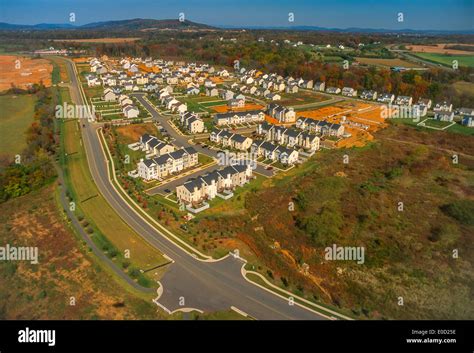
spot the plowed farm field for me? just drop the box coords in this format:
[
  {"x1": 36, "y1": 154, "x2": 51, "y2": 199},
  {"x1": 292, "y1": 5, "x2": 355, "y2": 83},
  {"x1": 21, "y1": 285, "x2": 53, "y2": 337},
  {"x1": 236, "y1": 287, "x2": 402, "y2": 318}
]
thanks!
[
  {"x1": 407, "y1": 44, "x2": 473, "y2": 55},
  {"x1": 0, "y1": 55, "x2": 53, "y2": 92}
]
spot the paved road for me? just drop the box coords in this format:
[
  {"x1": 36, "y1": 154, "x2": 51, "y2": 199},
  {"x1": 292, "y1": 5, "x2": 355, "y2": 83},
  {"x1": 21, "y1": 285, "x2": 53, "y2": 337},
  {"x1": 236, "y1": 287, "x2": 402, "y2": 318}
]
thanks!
[{"x1": 62, "y1": 58, "x2": 329, "y2": 320}]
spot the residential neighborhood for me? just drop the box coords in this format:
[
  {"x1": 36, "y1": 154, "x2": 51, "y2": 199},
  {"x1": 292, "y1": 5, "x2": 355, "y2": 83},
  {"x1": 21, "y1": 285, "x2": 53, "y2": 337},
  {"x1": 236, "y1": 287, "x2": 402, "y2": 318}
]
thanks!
[{"x1": 2, "y1": 0, "x2": 474, "y2": 336}]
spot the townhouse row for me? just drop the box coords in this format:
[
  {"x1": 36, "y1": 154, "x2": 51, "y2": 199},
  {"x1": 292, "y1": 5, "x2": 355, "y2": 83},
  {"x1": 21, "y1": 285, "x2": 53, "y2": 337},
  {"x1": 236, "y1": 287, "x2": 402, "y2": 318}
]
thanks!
[
  {"x1": 102, "y1": 89, "x2": 140, "y2": 118},
  {"x1": 251, "y1": 141, "x2": 299, "y2": 165},
  {"x1": 209, "y1": 129, "x2": 253, "y2": 151},
  {"x1": 256, "y1": 122, "x2": 320, "y2": 151},
  {"x1": 139, "y1": 134, "x2": 174, "y2": 156},
  {"x1": 233, "y1": 64, "x2": 473, "y2": 123},
  {"x1": 176, "y1": 164, "x2": 253, "y2": 206},
  {"x1": 295, "y1": 117, "x2": 345, "y2": 137},
  {"x1": 214, "y1": 110, "x2": 266, "y2": 126},
  {"x1": 137, "y1": 147, "x2": 198, "y2": 181},
  {"x1": 178, "y1": 112, "x2": 205, "y2": 134}
]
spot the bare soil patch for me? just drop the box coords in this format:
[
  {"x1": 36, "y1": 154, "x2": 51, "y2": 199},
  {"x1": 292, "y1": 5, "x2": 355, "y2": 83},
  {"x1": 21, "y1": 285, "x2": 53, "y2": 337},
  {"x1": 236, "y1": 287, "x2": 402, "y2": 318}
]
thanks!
[{"x1": 0, "y1": 55, "x2": 52, "y2": 92}]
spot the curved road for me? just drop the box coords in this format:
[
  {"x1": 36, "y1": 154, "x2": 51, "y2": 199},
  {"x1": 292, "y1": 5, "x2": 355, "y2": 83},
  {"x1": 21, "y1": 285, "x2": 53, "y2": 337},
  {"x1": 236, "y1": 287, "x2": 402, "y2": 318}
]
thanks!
[{"x1": 63, "y1": 58, "x2": 331, "y2": 320}]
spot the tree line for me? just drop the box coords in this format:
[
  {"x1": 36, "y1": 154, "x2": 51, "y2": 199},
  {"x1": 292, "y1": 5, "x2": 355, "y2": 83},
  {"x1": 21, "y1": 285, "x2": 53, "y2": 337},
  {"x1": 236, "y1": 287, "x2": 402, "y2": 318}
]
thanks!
[
  {"x1": 89, "y1": 34, "x2": 474, "y2": 107},
  {"x1": 0, "y1": 84, "x2": 57, "y2": 203}
]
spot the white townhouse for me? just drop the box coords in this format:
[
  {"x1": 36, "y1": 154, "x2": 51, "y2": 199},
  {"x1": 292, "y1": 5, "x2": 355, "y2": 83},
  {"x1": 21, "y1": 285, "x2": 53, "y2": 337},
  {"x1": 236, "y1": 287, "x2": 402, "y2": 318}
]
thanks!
[
  {"x1": 433, "y1": 101, "x2": 453, "y2": 112},
  {"x1": 251, "y1": 141, "x2": 299, "y2": 165},
  {"x1": 395, "y1": 96, "x2": 413, "y2": 106},
  {"x1": 313, "y1": 81, "x2": 325, "y2": 92},
  {"x1": 176, "y1": 164, "x2": 252, "y2": 205},
  {"x1": 296, "y1": 117, "x2": 345, "y2": 137},
  {"x1": 137, "y1": 147, "x2": 198, "y2": 181},
  {"x1": 210, "y1": 129, "x2": 252, "y2": 151},
  {"x1": 214, "y1": 110, "x2": 265, "y2": 126},
  {"x1": 266, "y1": 103, "x2": 296, "y2": 123},
  {"x1": 377, "y1": 93, "x2": 395, "y2": 104},
  {"x1": 102, "y1": 88, "x2": 117, "y2": 102},
  {"x1": 326, "y1": 87, "x2": 341, "y2": 95},
  {"x1": 123, "y1": 105, "x2": 140, "y2": 119},
  {"x1": 139, "y1": 134, "x2": 174, "y2": 156},
  {"x1": 257, "y1": 122, "x2": 320, "y2": 151},
  {"x1": 360, "y1": 90, "x2": 378, "y2": 100},
  {"x1": 179, "y1": 112, "x2": 205, "y2": 134},
  {"x1": 342, "y1": 87, "x2": 357, "y2": 97}
]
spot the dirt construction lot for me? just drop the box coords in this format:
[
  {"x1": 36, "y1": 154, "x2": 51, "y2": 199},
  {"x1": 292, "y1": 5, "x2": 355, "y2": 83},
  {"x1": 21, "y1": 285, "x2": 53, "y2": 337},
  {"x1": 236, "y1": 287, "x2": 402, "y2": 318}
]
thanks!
[
  {"x1": 212, "y1": 103, "x2": 264, "y2": 113},
  {"x1": 0, "y1": 55, "x2": 53, "y2": 92},
  {"x1": 297, "y1": 101, "x2": 390, "y2": 148},
  {"x1": 407, "y1": 44, "x2": 473, "y2": 55}
]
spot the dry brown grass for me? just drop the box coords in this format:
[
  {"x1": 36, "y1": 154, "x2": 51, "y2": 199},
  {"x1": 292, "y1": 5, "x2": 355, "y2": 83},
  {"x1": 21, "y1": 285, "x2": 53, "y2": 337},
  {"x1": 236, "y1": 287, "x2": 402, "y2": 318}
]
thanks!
[
  {"x1": 0, "y1": 185, "x2": 163, "y2": 319},
  {"x1": 115, "y1": 123, "x2": 157, "y2": 144}
]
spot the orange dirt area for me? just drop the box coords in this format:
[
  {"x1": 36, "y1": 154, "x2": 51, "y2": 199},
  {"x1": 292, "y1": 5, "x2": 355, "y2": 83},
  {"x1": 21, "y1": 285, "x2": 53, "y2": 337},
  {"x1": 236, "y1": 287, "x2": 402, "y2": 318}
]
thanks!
[
  {"x1": 350, "y1": 107, "x2": 388, "y2": 130},
  {"x1": 298, "y1": 102, "x2": 389, "y2": 148},
  {"x1": 0, "y1": 55, "x2": 53, "y2": 92},
  {"x1": 407, "y1": 44, "x2": 473, "y2": 55},
  {"x1": 210, "y1": 77, "x2": 224, "y2": 84},
  {"x1": 336, "y1": 126, "x2": 374, "y2": 148},
  {"x1": 138, "y1": 64, "x2": 160, "y2": 73},
  {"x1": 297, "y1": 105, "x2": 352, "y2": 120},
  {"x1": 212, "y1": 103, "x2": 264, "y2": 113},
  {"x1": 264, "y1": 115, "x2": 294, "y2": 126},
  {"x1": 115, "y1": 123, "x2": 157, "y2": 143},
  {"x1": 72, "y1": 57, "x2": 91, "y2": 63}
]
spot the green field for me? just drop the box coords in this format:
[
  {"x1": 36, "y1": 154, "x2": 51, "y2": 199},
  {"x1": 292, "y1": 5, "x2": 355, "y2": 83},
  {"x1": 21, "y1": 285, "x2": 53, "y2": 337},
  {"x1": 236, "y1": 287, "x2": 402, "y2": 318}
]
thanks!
[
  {"x1": 453, "y1": 81, "x2": 474, "y2": 96},
  {"x1": 390, "y1": 118, "x2": 474, "y2": 136},
  {"x1": 0, "y1": 94, "x2": 36, "y2": 157},
  {"x1": 178, "y1": 96, "x2": 213, "y2": 113},
  {"x1": 278, "y1": 90, "x2": 329, "y2": 106},
  {"x1": 413, "y1": 53, "x2": 474, "y2": 68},
  {"x1": 423, "y1": 118, "x2": 453, "y2": 129},
  {"x1": 199, "y1": 100, "x2": 226, "y2": 107}
]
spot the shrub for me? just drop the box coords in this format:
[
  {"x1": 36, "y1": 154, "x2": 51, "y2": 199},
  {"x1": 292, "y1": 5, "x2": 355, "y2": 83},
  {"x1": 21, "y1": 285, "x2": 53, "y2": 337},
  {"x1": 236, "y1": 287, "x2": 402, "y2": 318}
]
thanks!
[
  {"x1": 440, "y1": 200, "x2": 474, "y2": 225},
  {"x1": 129, "y1": 268, "x2": 140, "y2": 279}
]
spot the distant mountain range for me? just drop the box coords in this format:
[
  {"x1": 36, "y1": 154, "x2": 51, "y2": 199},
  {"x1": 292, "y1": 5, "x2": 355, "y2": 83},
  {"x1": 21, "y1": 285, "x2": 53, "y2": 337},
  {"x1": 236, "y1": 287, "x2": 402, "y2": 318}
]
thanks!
[
  {"x1": 0, "y1": 18, "x2": 215, "y2": 31},
  {"x1": 0, "y1": 18, "x2": 472, "y2": 34},
  {"x1": 221, "y1": 25, "x2": 474, "y2": 35}
]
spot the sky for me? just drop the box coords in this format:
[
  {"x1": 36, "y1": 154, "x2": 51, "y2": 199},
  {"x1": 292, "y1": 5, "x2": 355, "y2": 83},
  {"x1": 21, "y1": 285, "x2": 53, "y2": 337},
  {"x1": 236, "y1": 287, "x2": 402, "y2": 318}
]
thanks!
[{"x1": 0, "y1": 0, "x2": 473, "y2": 30}]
